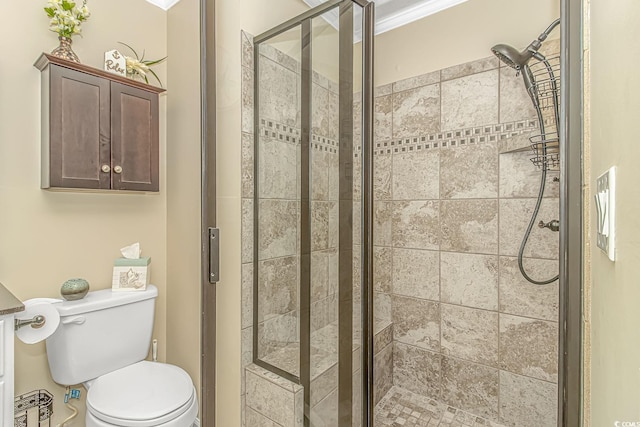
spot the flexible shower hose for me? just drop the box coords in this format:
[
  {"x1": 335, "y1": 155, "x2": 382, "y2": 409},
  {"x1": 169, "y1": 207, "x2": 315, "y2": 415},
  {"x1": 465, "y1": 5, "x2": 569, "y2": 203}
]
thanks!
[
  {"x1": 517, "y1": 163, "x2": 559, "y2": 285},
  {"x1": 518, "y1": 68, "x2": 559, "y2": 286}
]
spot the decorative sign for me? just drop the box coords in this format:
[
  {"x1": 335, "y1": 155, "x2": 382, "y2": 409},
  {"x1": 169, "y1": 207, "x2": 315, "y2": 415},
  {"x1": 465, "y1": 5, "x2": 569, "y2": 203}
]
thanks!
[{"x1": 104, "y1": 49, "x2": 126, "y2": 76}]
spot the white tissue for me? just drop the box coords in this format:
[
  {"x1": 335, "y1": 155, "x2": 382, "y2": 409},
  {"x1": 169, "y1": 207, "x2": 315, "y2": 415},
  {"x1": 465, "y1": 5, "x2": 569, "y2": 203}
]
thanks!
[
  {"x1": 120, "y1": 242, "x2": 141, "y2": 259},
  {"x1": 15, "y1": 298, "x2": 61, "y2": 344}
]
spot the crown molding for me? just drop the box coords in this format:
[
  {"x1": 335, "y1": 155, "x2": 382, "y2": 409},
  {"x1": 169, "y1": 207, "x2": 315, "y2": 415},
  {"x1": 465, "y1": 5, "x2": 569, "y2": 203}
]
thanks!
[
  {"x1": 145, "y1": 0, "x2": 181, "y2": 11},
  {"x1": 303, "y1": 0, "x2": 468, "y2": 41}
]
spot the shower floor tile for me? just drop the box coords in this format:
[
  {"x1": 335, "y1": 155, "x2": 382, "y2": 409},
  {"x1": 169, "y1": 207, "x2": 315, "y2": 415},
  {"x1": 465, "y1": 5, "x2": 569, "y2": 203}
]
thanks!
[{"x1": 374, "y1": 386, "x2": 506, "y2": 427}]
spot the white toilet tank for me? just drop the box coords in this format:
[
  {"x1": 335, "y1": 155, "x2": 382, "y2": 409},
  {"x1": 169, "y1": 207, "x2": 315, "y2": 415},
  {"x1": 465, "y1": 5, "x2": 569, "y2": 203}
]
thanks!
[{"x1": 46, "y1": 285, "x2": 158, "y2": 386}]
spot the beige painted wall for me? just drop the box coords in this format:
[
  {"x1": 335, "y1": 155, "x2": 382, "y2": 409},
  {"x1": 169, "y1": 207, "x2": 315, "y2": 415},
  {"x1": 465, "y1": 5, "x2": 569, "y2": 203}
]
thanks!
[
  {"x1": 588, "y1": 0, "x2": 640, "y2": 423},
  {"x1": 166, "y1": 0, "x2": 202, "y2": 405},
  {"x1": 0, "y1": 0, "x2": 168, "y2": 424},
  {"x1": 370, "y1": 0, "x2": 560, "y2": 87}
]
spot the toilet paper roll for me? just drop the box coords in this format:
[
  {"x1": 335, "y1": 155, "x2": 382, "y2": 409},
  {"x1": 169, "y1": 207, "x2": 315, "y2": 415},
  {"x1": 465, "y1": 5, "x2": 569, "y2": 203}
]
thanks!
[{"x1": 15, "y1": 298, "x2": 61, "y2": 344}]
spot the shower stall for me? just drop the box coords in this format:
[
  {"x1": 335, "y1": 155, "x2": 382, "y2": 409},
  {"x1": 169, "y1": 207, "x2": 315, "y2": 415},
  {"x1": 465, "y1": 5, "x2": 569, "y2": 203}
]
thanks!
[{"x1": 239, "y1": 1, "x2": 579, "y2": 426}]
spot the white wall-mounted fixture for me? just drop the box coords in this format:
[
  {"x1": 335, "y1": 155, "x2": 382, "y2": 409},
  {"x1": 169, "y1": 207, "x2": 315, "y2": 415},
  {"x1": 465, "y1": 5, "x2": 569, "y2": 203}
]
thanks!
[
  {"x1": 145, "y1": 0, "x2": 181, "y2": 11},
  {"x1": 303, "y1": 0, "x2": 469, "y2": 41},
  {"x1": 595, "y1": 166, "x2": 616, "y2": 261}
]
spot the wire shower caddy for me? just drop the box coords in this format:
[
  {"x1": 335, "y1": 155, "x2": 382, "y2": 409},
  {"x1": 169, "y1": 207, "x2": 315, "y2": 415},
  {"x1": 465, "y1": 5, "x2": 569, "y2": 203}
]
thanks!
[{"x1": 526, "y1": 55, "x2": 560, "y2": 171}]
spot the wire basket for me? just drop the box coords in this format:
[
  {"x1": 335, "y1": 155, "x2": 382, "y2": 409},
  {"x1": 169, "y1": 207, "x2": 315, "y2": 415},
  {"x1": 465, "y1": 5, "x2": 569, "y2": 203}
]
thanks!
[{"x1": 526, "y1": 55, "x2": 560, "y2": 171}]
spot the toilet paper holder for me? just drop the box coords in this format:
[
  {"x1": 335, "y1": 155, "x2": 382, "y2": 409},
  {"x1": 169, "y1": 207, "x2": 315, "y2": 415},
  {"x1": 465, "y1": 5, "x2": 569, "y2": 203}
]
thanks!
[{"x1": 15, "y1": 315, "x2": 46, "y2": 331}]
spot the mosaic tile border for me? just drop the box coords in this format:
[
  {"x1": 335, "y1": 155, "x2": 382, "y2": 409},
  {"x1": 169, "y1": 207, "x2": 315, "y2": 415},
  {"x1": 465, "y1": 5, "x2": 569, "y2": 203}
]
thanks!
[
  {"x1": 259, "y1": 118, "x2": 340, "y2": 153},
  {"x1": 258, "y1": 117, "x2": 540, "y2": 158},
  {"x1": 362, "y1": 118, "x2": 538, "y2": 157}
]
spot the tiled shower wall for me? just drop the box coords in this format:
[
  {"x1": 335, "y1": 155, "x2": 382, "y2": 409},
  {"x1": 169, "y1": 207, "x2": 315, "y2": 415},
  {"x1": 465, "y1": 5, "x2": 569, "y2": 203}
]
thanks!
[
  {"x1": 241, "y1": 27, "x2": 562, "y2": 427},
  {"x1": 366, "y1": 39, "x2": 562, "y2": 426}
]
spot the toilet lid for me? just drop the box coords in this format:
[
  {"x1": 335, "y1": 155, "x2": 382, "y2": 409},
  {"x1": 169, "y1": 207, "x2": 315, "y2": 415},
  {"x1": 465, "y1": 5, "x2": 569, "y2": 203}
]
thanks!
[{"x1": 87, "y1": 361, "x2": 194, "y2": 425}]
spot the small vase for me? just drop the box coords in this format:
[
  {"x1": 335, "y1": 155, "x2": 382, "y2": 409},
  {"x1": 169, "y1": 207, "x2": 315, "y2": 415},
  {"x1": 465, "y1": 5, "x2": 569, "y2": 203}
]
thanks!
[{"x1": 51, "y1": 36, "x2": 80, "y2": 63}]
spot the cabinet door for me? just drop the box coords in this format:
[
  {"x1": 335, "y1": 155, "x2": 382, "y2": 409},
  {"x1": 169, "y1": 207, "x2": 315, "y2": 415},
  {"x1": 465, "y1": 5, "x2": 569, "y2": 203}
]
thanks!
[
  {"x1": 110, "y1": 82, "x2": 159, "y2": 192},
  {"x1": 49, "y1": 65, "x2": 111, "y2": 189}
]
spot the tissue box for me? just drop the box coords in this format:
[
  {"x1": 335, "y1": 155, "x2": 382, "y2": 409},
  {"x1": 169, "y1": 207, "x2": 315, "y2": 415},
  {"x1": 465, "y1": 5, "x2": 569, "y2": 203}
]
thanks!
[{"x1": 112, "y1": 257, "x2": 151, "y2": 291}]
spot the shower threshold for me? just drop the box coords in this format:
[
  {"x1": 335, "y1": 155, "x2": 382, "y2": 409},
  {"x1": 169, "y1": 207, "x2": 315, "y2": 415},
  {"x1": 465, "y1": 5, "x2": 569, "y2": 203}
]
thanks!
[{"x1": 375, "y1": 386, "x2": 506, "y2": 427}]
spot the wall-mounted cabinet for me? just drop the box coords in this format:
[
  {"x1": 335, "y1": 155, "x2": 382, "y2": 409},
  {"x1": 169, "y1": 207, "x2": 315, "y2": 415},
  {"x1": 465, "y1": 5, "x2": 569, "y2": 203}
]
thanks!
[{"x1": 34, "y1": 54, "x2": 165, "y2": 192}]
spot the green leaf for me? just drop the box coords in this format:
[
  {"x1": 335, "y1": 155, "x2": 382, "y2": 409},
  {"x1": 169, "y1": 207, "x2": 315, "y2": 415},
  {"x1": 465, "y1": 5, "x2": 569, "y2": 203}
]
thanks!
[
  {"x1": 147, "y1": 69, "x2": 163, "y2": 87},
  {"x1": 144, "y1": 56, "x2": 167, "y2": 66},
  {"x1": 118, "y1": 42, "x2": 140, "y2": 60},
  {"x1": 44, "y1": 7, "x2": 55, "y2": 17},
  {"x1": 62, "y1": 1, "x2": 75, "y2": 11}
]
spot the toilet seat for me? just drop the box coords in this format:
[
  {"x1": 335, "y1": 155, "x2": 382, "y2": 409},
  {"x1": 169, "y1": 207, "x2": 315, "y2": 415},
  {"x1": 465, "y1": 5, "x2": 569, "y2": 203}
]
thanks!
[{"x1": 86, "y1": 361, "x2": 197, "y2": 426}]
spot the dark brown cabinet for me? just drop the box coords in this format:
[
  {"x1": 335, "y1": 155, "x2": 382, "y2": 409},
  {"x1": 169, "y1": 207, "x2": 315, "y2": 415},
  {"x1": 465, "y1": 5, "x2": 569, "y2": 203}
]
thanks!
[{"x1": 35, "y1": 54, "x2": 165, "y2": 192}]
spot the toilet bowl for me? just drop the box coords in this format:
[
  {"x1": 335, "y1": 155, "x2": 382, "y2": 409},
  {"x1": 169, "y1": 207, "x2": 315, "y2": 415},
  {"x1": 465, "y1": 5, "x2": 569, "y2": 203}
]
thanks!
[
  {"x1": 85, "y1": 361, "x2": 198, "y2": 427},
  {"x1": 44, "y1": 285, "x2": 198, "y2": 427}
]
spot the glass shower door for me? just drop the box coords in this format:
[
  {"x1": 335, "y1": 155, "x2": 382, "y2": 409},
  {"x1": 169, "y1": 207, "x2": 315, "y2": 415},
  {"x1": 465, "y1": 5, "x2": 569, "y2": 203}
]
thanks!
[{"x1": 253, "y1": 1, "x2": 374, "y2": 425}]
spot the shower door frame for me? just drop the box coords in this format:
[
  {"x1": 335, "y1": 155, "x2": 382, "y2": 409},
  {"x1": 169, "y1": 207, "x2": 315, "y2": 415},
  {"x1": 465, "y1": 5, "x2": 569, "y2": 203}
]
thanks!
[
  {"x1": 559, "y1": 0, "x2": 583, "y2": 425},
  {"x1": 251, "y1": 0, "x2": 375, "y2": 425}
]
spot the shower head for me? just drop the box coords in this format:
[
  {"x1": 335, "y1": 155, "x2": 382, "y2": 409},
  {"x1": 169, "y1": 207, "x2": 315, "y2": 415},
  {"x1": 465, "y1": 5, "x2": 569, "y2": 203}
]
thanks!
[
  {"x1": 491, "y1": 43, "x2": 537, "y2": 70},
  {"x1": 492, "y1": 18, "x2": 561, "y2": 70}
]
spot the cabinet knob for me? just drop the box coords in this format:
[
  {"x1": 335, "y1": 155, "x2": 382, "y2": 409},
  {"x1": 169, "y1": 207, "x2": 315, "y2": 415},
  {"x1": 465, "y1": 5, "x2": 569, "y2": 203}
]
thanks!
[
  {"x1": 101, "y1": 165, "x2": 111, "y2": 173},
  {"x1": 114, "y1": 166, "x2": 123, "y2": 174}
]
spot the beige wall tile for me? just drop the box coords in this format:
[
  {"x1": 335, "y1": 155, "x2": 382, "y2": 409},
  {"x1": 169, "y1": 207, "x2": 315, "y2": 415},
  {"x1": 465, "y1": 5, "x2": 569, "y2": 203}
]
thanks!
[
  {"x1": 242, "y1": 263, "x2": 254, "y2": 329},
  {"x1": 392, "y1": 200, "x2": 440, "y2": 250},
  {"x1": 441, "y1": 304, "x2": 499, "y2": 367},
  {"x1": 392, "y1": 150, "x2": 440, "y2": 200},
  {"x1": 498, "y1": 67, "x2": 537, "y2": 124},
  {"x1": 499, "y1": 371, "x2": 557, "y2": 427},
  {"x1": 374, "y1": 153, "x2": 392, "y2": 200},
  {"x1": 245, "y1": 407, "x2": 283, "y2": 427},
  {"x1": 310, "y1": 389, "x2": 338, "y2": 426},
  {"x1": 441, "y1": 70, "x2": 499, "y2": 131},
  {"x1": 258, "y1": 256, "x2": 298, "y2": 321},
  {"x1": 392, "y1": 295, "x2": 440, "y2": 351},
  {"x1": 242, "y1": 65, "x2": 254, "y2": 133},
  {"x1": 499, "y1": 257, "x2": 559, "y2": 321},
  {"x1": 258, "y1": 56, "x2": 300, "y2": 128},
  {"x1": 441, "y1": 200, "x2": 498, "y2": 254},
  {"x1": 441, "y1": 356, "x2": 499, "y2": 421},
  {"x1": 499, "y1": 314, "x2": 558, "y2": 383},
  {"x1": 246, "y1": 367, "x2": 302, "y2": 427},
  {"x1": 393, "y1": 342, "x2": 441, "y2": 399},
  {"x1": 258, "y1": 137, "x2": 298, "y2": 199},
  {"x1": 393, "y1": 84, "x2": 441, "y2": 138},
  {"x1": 242, "y1": 327, "x2": 254, "y2": 396},
  {"x1": 311, "y1": 151, "x2": 330, "y2": 201},
  {"x1": 441, "y1": 252, "x2": 498, "y2": 310},
  {"x1": 375, "y1": 95, "x2": 394, "y2": 141},
  {"x1": 498, "y1": 198, "x2": 559, "y2": 259},
  {"x1": 374, "y1": 201, "x2": 394, "y2": 246},
  {"x1": 312, "y1": 83, "x2": 330, "y2": 138},
  {"x1": 374, "y1": 343, "x2": 394, "y2": 404},
  {"x1": 310, "y1": 364, "x2": 337, "y2": 408},
  {"x1": 392, "y1": 248, "x2": 440, "y2": 300},
  {"x1": 392, "y1": 70, "x2": 441, "y2": 93},
  {"x1": 258, "y1": 200, "x2": 298, "y2": 259},
  {"x1": 499, "y1": 151, "x2": 559, "y2": 198},
  {"x1": 441, "y1": 56, "x2": 499, "y2": 81},
  {"x1": 374, "y1": 246, "x2": 392, "y2": 293},
  {"x1": 440, "y1": 142, "x2": 498, "y2": 199},
  {"x1": 242, "y1": 132, "x2": 254, "y2": 198},
  {"x1": 242, "y1": 198, "x2": 254, "y2": 263}
]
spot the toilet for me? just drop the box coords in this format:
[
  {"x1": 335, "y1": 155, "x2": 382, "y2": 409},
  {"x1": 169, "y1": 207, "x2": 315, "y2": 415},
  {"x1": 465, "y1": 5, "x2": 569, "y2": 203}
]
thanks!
[{"x1": 45, "y1": 285, "x2": 198, "y2": 427}]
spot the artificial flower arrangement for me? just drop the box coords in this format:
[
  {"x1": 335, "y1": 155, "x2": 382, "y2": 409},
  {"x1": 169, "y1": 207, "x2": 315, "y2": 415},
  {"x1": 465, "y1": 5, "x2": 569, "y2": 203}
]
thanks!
[
  {"x1": 44, "y1": 0, "x2": 90, "y2": 39},
  {"x1": 119, "y1": 42, "x2": 167, "y2": 87}
]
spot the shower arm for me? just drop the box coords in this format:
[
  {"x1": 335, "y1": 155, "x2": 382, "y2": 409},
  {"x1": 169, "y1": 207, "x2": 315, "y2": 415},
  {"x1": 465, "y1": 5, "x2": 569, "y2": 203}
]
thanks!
[{"x1": 539, "y1": 18, "x2": 561, "y2": 42}]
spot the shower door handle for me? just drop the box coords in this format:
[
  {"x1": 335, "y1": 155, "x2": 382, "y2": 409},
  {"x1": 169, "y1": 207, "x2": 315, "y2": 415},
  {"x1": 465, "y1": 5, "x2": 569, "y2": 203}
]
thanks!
[{"x1": 208, "y1": 227, "x2": 220, "y2": 283}]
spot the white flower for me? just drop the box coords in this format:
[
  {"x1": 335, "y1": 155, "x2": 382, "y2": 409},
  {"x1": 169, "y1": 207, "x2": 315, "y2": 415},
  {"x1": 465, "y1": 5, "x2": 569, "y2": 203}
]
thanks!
[{"x1": 125, "y1": 57, "x2": 150, "y2": 77}]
